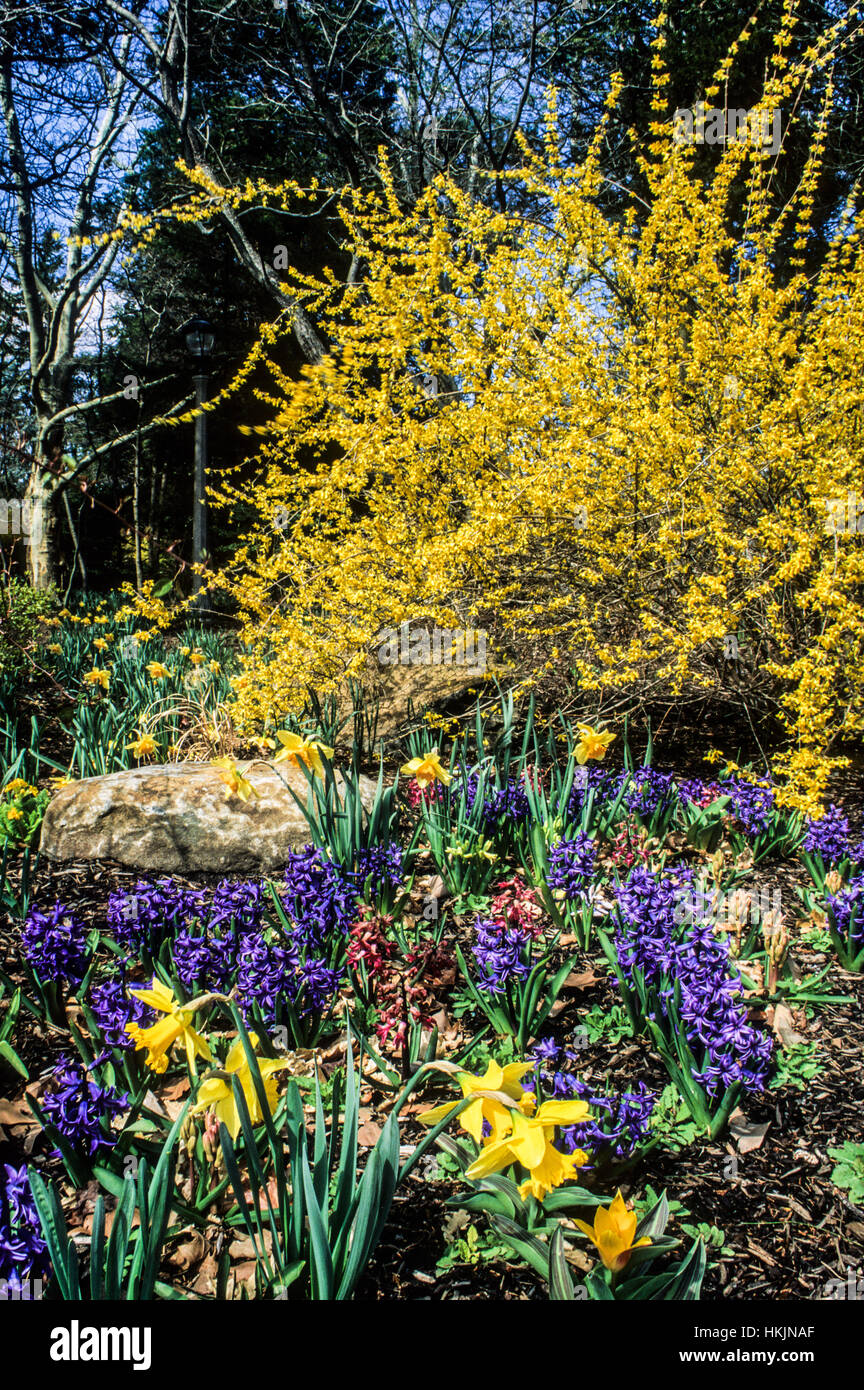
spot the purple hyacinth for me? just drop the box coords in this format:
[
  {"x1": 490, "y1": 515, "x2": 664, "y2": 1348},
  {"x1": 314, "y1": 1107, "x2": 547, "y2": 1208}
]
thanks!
[
  {"x1": 172, "y1": 930, "x2": 236, "y2": 996},
  {"x1": 107, "y1": 878, "x2": 206, "y2": 954},
  {"x1": 679, "y1": 777, "x2": 722, "y2": 808},
  {"x1": 803, "y1": 805, "x2": 855, "y2": 866},
  {"x1": 529, "y1": 1040, "x2": 655, "y2": 1161},
  {"x1": 295, "y1": 957, "x2": 343, "y2": 1013},
  {"x1": 20, "y1": 903, "x2": 90, "y2": 987},
  {"x1": 236, "y1": 928, "x2": 341, "y2": 1023},
  {"x1": 625, "y1": 767, "x2": 676, "y2": 818},
  {"x1": 354, "y1": 843, "x2": 404, "y2": 891},
  {"x1": 88, "y1": 977, "x2": 149, "y2": 1051},
  {"x1": 721, "y1": 777, "x2": 775, "y2": 836},
  {"x1": 825, "y1": 874, "x2": 864, "y2": 946},
  {"x1": 565, "y1": 1081, "x2": 655, "y2": 1160},
  {"x1": 39, "y1": 1058, "x2": 129, "y2": 1159},
  {"x1": 530, "y1": 1036, "x2": 562, "y2": 1064},
  {"x1": 463, "y1": 773, "x2": 531, "y2": 830},
  {"x1": 546, "y1": 832, "x2": 596, "y2": 899},
  {"x1": 473, "y1": 919, "x2": 530, "y2": 995},
  {"x1": 0, "y1": 1165, "x2": 50, "y2": 1295},
  {"x1": 208, "y1": 879, "x2": 266, "y2": 934},
  {"x1": 615, "y1": 867, "x2": 772, "y2": 1097},
  {"x1": 281, "y1": 846, "x2": 358, "y2": 946},
  {"x1": 236, "y1": 931, "x2": 300, "y2": 1026},
  {"x1": 566, "y1": 766, "x2": 620, "y2": 819}
]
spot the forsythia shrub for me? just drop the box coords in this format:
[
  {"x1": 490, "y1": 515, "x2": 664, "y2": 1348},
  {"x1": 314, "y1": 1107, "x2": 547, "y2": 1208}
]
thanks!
[{"x1": 128, "y1": 7, "x2": 864, "y2": 811}]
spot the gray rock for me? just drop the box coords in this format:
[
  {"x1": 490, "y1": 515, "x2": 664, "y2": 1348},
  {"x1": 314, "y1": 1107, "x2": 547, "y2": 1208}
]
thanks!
[{"x1": 39, "y1": 760, "x2": 378, "y2": 874}]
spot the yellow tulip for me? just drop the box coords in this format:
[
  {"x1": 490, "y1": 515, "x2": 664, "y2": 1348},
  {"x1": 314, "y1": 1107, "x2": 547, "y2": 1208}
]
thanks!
[
  {"x1": 419, "y1": 1060, "x2": 535, "y2": 1144},
  {"x1": 126, "y1": 978, "x2": 212, "y2": 1075},
  {"x1": 274, "y1": 730, "x2": 333, "y2": 779},
  {"x1": 191, "y1": 1034, "x2": 291, "y2": 1139},
  {"x1": 574, "y1": 724, "x2": 615, "y2": 765},
  {"x1": 573, "y1": 1190, "x2": 652, "y2": 1272},
  {"x1": 400, "y1": 746, "x2": 451, "y2": 788},
  {"x1": 465, "y1": 1099, "x2": 592, "y2": 1202}
]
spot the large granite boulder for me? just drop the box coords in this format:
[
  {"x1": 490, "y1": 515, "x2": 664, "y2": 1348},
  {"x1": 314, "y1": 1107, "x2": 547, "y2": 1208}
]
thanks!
[{"x1": 39, "y1": 761, "x2": 378, "y2": 874}]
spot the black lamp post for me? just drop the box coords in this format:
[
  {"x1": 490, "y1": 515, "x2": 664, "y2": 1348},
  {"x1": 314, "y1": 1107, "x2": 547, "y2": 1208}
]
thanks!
[{"x1": 182, "y1": 316, "x2": 215, "y2": 606}]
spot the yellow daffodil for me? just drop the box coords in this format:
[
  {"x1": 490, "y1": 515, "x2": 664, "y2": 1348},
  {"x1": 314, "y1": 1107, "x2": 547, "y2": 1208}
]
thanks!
[
  {"x1": 209, "y1": 660, "x2": 220, "y2": 674},
  {"x1": 211, "y1": 757, "x2": 260, "y2": 802},
  {"x1": 179, "y1": 646, "x2": 191, "y2": 657},
  {"x1": 92, "y1": 638, "x2": 109, "y2": 652},
  {"x1": 274, "y1": 730, "x2": 333, "y2": 779},
  {"x1": 190, "y1": 650, "x2": 205, "y2": 664},
  {"x1": 146, "y1": 661, "x2": 171, "y2": 681},
  {"x1": 84, "y1": 667, "x2": 110, "y2": 690},
  {"x1": 574, "y1": 724, "x2": 615, "y2": 765},
  {"x1": 465, "y1": 1099, "x2": 592, "y2": 1202},
  {"x1": 400, "y1": 746, "x2": 451, "y2": 787},
  {"x1": 191, "y1": 1033, "x2": 291, "y2": 1139},
  {"x1": 573, "y1": 1190, "x2": 652, "y2": 1272},
  {"x1": 47, "y1": 643, "x2": 62, "y2": 654},
  {"x1": 133, "y1": 630, "x2": 152, "y2": 643},
  {"x1": 125, "y1": 978, "x2": 212, "y2": 1075},
  {"x1": 418, "y1": 1061, "x2": 534, "y2": 1144},
  {"x1": 126, "y1": 733, "x2": 159, "y2": 759}
]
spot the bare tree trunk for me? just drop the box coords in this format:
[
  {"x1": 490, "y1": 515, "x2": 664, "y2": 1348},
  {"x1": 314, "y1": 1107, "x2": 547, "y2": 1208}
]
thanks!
[
  {"x1": 23, "y1": 471, "x2": 56, "y2": 591},
  {"x1": 62, "y1": 490, "x2": 87, "y2": 600}
]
